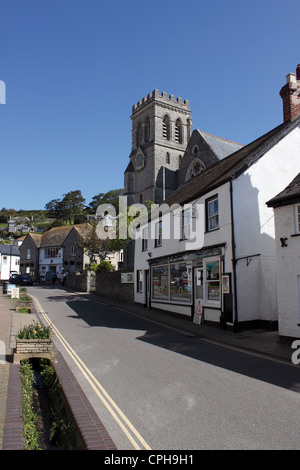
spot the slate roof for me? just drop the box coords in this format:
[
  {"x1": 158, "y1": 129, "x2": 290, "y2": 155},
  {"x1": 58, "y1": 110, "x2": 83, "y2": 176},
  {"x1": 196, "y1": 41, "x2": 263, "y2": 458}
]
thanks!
[
  {"x1": 27, "y1": 233, "x2": 42, "y2": 247},
  {"x1": 0, "y1": 245, "x2": 20, "y2": 256},
  {"x1": 165, "y1": 116, "x2": 300, "y2": 207},
  {"x1": 199, "y1": 130, "x2": 243, "y2": 160},
  {"x1": 40, "y1": 224, "x2": 90, "y2": 248},
  {"x1": 266, "y1": 172, "x2": 300, "y2": 207}
]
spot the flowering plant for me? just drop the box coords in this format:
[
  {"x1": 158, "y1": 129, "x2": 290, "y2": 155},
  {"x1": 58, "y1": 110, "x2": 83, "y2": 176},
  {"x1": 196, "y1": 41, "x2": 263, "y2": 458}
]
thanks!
[{"x1": 17, "y1": 321, "x2": 52, "y2": 339}]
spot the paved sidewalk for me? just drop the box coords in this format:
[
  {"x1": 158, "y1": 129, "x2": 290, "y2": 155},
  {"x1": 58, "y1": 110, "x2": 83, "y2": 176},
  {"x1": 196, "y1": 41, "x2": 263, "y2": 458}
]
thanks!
[{"x1": 0, "y1": 287, "x2": 297, "y2": 450}]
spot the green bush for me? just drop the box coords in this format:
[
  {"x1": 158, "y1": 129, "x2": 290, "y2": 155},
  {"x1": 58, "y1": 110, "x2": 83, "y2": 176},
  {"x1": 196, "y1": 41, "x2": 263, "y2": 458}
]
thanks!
[
  {"x1": 96, "y1": 260, "x2": 114, "y2": 272},
  {"x1": 21, "y1": 360, "x2": 41, "y2": 450}
]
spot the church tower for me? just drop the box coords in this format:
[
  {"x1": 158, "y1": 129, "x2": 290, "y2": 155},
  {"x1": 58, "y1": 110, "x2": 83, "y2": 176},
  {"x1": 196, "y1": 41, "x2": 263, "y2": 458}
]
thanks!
[{"x1": 124, "y1": 89, "x2": 192, "y2": 205}]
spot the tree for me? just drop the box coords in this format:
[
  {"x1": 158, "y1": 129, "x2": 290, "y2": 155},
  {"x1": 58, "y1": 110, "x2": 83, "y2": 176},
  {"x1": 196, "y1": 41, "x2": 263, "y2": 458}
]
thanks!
[
  {"x1": 77, "y1": 223, "x2": 118, "y2": 269},
  {"x1": 88, "y1": 189, "x2": 123, "y2": 214},
  {"x1": 45, "y1": 190, "x2": 86, "y2": 224}
]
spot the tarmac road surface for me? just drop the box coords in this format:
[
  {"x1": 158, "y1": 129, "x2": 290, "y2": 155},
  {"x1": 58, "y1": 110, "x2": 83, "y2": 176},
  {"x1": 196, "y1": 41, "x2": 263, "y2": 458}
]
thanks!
[{"x1": 29, "y1": 286, "x2": 300, "y2": 450}]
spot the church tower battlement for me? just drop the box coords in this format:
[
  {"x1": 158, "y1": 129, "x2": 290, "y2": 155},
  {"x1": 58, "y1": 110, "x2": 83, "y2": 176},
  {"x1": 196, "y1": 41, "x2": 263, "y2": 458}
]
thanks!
[{"x1": 132, "y1": 89, "x2": 190, "y2": 115}]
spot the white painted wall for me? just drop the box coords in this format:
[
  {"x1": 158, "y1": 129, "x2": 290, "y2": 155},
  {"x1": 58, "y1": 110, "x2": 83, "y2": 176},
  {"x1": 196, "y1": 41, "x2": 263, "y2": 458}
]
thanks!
[
  {"x1": 0, "y1": 254, "x2": 20, "y2": 280},
  {"x1": 134, "y1": 182, "x2": 233, "y2": 316},
  {"x1": 232, "y1": 124, "x2": 300, "y2": 322},
  {"x1": 273, "y1": 204, "x2": 300, "y2": 338}
]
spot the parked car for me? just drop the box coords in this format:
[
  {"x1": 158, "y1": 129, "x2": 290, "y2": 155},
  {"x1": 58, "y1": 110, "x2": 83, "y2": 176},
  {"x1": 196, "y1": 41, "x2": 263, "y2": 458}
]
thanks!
[{"x1": 9, "y1": 274, "x2": 33, "y2": 286}]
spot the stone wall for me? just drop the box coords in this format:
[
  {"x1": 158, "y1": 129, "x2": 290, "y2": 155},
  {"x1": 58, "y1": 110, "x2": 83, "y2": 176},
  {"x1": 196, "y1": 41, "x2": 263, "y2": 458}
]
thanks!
[{"x1": 95, "y1": 271, "x2": 134, "y2": 303}]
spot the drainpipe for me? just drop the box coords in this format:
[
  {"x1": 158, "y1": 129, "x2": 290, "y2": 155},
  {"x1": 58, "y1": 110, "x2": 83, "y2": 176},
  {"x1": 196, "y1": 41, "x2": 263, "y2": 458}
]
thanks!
[{"x1": 230, "y1": 180, "x2": 239, "y2": 331}]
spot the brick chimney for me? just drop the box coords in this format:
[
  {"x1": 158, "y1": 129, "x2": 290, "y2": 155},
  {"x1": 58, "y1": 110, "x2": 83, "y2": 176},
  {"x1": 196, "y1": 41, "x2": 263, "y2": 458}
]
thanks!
[{"x1": 280, "y1": 65, "x2": 300, "y2": 122}]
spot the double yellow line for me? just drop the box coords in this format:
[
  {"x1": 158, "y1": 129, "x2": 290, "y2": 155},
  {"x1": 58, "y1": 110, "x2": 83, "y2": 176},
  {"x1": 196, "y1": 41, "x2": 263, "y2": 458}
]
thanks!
[{"x1": 32, "y1": 295, "x2": 151, "y2": 451}]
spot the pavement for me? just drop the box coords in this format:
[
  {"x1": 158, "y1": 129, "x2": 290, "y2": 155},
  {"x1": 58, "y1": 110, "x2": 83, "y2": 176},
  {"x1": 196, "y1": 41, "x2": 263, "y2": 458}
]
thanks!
[{"x1": 0, "y1": 287, "x2": 297, "y2": 450}]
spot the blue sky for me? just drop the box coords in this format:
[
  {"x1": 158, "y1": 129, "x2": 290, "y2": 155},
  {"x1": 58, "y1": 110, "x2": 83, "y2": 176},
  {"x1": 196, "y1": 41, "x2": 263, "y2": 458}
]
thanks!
[{"x1": 0, "y1": 0, "x2": 299, "y2": 211}]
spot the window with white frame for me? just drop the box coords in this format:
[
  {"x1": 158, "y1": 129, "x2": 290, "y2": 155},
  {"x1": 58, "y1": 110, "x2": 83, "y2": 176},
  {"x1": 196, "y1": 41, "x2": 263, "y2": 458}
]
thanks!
[
  {"x1": 204, "y1": 258, "x2": 220, "y2": 303},
  {"x1": 206, "y1": 195, "x2": 219, "y2": 231},
  {"x1": 296, "y1": 204, "x2": 300, "y2": 233},
  {"x1": 70, "y1": 245, "x2": 75, "y2": 256},
  {"x1": 44, "y1": 247, "x2": 61, "y2": 258},
  {"x1": 155, "y1": 219, "x2": 162, "y2": 247},
  {"x1": 26, "y1": 249, "x2": 31, "y2": 259},
  {"x1": 181, "y1": 207, "x2": 191, "y2": 240},
  {"x1": 142, "y1": 226, "x2": 148, "y2": 251},
  {"x1": 137, "y1": 270, "x2": 143, "y2": 292}
]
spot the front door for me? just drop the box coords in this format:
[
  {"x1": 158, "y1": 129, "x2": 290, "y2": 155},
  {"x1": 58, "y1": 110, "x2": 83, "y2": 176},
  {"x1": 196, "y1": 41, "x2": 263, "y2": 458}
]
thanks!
[{"x1": 194, "y1": 267, "x2": 203, "y2": 324}]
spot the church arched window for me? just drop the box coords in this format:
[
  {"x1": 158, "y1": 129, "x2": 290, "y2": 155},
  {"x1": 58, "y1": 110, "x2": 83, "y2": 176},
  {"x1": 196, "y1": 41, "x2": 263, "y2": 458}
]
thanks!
[
  {"x1": 185, "y1": 158, "x2": 206, "y2": 182},
  {"x1": 144, "y1": 117, "x2": 150, "y2": 142},
  {"x1": 175, "y1": 118, "x2": 183, "y2": 144},
  {"x1": 136, "y1": 122, "x2": 142, "y2": 146},
  {"x1": 162, "y1": 115, "x2": 170, "y2": 140}
]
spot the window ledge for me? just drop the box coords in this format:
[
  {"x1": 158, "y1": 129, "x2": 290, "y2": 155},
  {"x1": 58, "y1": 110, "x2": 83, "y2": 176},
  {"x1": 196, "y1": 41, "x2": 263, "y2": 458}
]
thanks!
[
  {"x1": 204, "y1": 228, "x2": 219, "y2": 234},
  {"x1": 291, "y1": 233, "x2": 300, "y2": 237}
]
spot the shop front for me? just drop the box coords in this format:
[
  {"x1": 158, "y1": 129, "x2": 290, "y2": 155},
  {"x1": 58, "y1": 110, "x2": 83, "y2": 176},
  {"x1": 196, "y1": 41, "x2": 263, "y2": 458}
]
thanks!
[{"x1": 147, "y1": 244, "x2": 231, "y2": 326}]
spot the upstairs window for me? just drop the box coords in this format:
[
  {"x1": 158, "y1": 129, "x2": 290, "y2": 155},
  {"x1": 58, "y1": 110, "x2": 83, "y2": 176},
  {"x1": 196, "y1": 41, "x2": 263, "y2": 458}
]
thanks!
[
  {"x1": 296, "y1": 205, "x2": 300, "y2": 233},
  {"x1": 206, "y1": 195, "x2": 219, "y2": 232},
  {"x1": 142, "y1": 226, "x2": 148, "y2": 251},
  {"x1": 166, "y1": 152, "x2": 170, "y2": 164},
  {"x1": 163, "y1": 115, "x2": 170, "y2": 140},
  {"x1": 181, "y1": 207, "x2": 191, "y2": 240},
  {"x1": 44, "y1": 247, "x2": 61, "y2": 258},
  {"x1": 155, "y1": 219, "x2": 162, "y2": 247}
]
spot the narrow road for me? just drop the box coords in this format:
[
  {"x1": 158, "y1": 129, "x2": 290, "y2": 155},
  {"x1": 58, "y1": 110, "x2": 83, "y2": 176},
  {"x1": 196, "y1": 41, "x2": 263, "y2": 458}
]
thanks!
[{"x1": 29, "y1": 286, "x2": 300, "y2": 450}]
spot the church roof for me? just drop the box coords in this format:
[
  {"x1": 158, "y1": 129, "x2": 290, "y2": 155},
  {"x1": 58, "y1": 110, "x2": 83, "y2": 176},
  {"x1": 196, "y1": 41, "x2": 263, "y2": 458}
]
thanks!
[
  {"x1": 165, "y1": 115, "x2": 300, "y2": 207},
  {"x1": 124, "y1": 161, "x2": 134, "y2": 173},
  {"x1": 198, "y1": 130, "x2": 243, "y2": 160},
  {"x1": 267, "y1": 172, "x2": 300, "y2": 207}
]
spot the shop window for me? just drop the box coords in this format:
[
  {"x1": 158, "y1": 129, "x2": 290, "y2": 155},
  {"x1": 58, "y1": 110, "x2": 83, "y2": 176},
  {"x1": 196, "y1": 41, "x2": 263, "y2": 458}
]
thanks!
[
  {"x1": 151, "y1": 263, "x2": 192, "y2": 304},
  {"x1": 152, "y1": 265, "x2": 169, "y2": 300},
  {"x1": 206, "y1": 195, "x2": 219, "y2": 231},
  {"x1": 205, "y1": 259, "x2": 220, "y2": 302},
  {"x1": 170, "y1": 263, "x2": 192, "y2": 303}
]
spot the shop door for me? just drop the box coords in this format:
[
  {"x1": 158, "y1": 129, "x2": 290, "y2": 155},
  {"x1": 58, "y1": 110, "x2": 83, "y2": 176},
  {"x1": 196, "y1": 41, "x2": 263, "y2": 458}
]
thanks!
[{"x1": 194, "y1": 267, "x2": 203, "y2": 324}]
